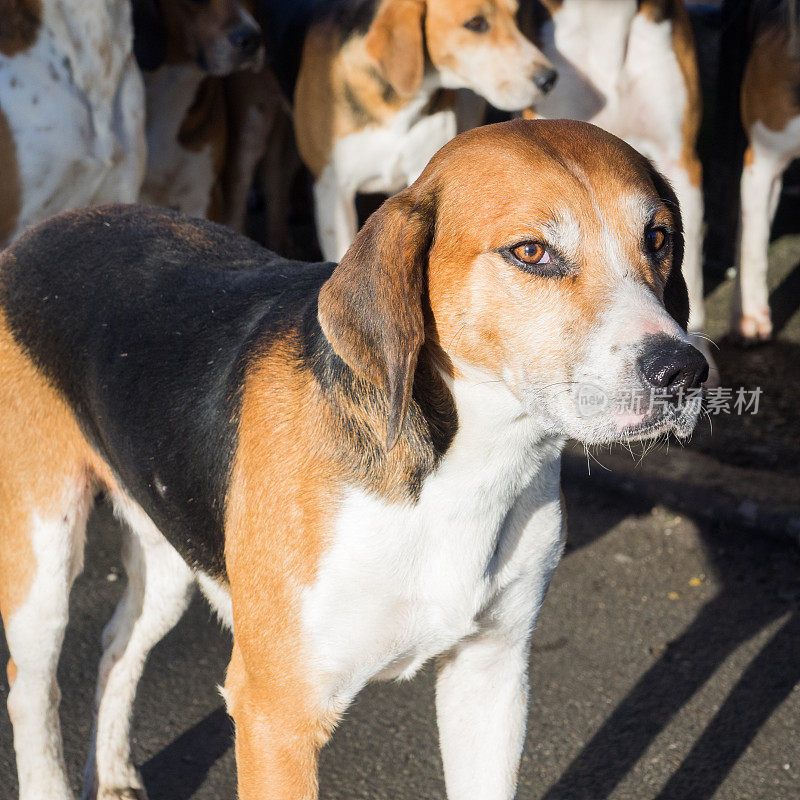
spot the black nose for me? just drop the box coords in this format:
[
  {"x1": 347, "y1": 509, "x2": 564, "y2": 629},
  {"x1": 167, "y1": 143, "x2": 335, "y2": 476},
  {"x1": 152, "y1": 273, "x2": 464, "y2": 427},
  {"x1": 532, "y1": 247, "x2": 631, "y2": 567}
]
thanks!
[
  {"x1": 637, "y1": 335, "x2": 709, "y2": 397},
  {"x1": 229, "y1": 25, "x2": 262, "y2": 57},
  {"x1": 533, "y1": 68, "x2": 558, "y2": 94}
]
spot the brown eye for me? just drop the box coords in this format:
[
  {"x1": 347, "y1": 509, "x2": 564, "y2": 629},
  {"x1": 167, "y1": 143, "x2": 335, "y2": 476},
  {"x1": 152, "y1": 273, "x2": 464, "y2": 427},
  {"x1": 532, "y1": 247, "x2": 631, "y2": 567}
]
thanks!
[
  {"x1": 645, "y1": 227, "x2": 668, "y2": 254},
  {"x1": 511, "y1": 241, "x2": 550, "y2": 266},
  {"x1": 464, "y1": 15, "x2": 489, "y2": 33}
]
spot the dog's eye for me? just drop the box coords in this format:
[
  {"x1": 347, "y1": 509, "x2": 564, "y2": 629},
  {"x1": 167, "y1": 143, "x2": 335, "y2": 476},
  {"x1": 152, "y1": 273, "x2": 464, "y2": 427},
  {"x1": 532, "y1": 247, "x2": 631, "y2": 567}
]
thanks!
[
  {"x1": 464, "y1": 15, "x2": 489, "y2": 33},
  {"x1": 511, "y1": 241, "x2": 551, "y2": 266},
  {"x1": 645, "y1": 227, "x2": 669, "y2": 254}
]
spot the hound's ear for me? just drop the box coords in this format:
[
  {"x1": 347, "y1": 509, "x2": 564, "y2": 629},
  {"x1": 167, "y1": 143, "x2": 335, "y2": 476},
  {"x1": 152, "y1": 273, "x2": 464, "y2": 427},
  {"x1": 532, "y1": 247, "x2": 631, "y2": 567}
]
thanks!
[
  {"x1": 318, "y1": 189, "x2": 435, "y2": 450},
  {"x1": 132, "y1": 0, "x2": 167, "y2": 71},
  {"x1": 365, "y1": 0, "x2": 426, "y2": 97},
  {"x1": 648, "y1": 163, "x2": 689, "y2": 331}
]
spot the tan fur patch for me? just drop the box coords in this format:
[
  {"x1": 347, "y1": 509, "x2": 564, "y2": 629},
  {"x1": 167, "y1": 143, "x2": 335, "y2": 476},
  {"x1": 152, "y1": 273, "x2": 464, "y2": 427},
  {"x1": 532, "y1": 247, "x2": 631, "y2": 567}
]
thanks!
[
  {"x1": 0, "y1": 0, "x2": 41, "y2": 57},
  {"x1": 0, "y1": 107, "x2": 21, "y2": 246},
  {"x1": 670, "y1": 0, "x2": 703, "y2": 187},
  {"x1": 741, "y1": 25, "x2": 800, "y2": 134}
]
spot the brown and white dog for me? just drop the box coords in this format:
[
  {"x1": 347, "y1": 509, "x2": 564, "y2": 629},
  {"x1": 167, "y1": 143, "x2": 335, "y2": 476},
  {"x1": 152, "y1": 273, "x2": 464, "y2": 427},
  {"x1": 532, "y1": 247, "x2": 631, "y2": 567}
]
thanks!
[
  {"x1": 733, "y1": 0, "x2": 800, "y2": 342},
  {"x1": 0, "y1": 0, "x2": 145, "y2": 247},
  {"x1": 0, "y1": 120, "x2": 706, "y2": 800},
  {"x1": 291, "y1": 0, "x2": 558, "y2": 261},
  {"x1": 134, "y1": 0, "x2": 264, "y2": 219},
  {"x1": 521, "y1": 0, "x2": 713, "y2": 374}
]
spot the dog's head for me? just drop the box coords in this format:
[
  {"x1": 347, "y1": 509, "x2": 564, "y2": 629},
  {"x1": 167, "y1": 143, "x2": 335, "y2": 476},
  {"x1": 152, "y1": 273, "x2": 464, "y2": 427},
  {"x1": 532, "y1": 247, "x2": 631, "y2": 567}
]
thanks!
[
  {"x1": 365, "y1": 0, "x2": 556, "y2": 108},
  {"x1": 319, "y1": 119, "x2": 706, "y2": 448},
  {"x1": 133, "y1": 0, "x2": 263, "y2": 74}
]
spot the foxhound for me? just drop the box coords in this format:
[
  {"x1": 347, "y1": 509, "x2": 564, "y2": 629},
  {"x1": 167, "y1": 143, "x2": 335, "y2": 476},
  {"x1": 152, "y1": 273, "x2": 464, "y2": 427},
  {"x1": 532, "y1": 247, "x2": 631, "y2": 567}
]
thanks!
[
  {"x1": 522, "y1": 0, "x2": 713, "y2": 375},
  {"x1": 0, "y1": 0, "x2": 145, "y2": 247},
  {"x1": 0, "y1": 119, "x2": 706, "y2": 800},
  {"x1": 135, "y1": 0, "x2": 264, "y2": 219},
  {"x1": 733, "y1": 0, "x2": 800, "y2": 343},
  {"x1": 283, "y1": 0, "x2": 558, "y2": 261}
]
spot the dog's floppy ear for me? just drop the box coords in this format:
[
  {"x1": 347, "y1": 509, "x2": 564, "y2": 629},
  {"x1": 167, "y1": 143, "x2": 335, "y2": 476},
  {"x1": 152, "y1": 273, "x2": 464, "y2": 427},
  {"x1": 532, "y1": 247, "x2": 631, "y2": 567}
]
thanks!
[
  {"x1": 132, "y1": 0, "x2": 167, "y2": 71},
  {"x1": 365, "y1": 0, "x2": 426, "y2": 97},
  {"x1": 318, "y1": 189, "x2": 435, "y2": 450},
  {"x1": 648, "y1": 163, "x2": 689, "y2": 331}
]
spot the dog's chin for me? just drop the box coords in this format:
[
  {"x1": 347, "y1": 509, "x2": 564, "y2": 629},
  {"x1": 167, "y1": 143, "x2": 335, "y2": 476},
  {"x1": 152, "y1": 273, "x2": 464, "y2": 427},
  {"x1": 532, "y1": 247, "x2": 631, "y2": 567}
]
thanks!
[{"x1": 483, "y1": 85, "x2": 541, "y2": 113}]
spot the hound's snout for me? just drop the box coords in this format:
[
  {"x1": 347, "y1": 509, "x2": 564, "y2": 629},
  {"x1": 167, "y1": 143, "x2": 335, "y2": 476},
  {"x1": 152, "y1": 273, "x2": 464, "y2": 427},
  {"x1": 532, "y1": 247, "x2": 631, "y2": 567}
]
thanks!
[
  {"x1": 637, "y1": 336, "x2": 709, "y2": 397},
  {"x1": 533, "y1": 68, "x2": 558, "y2": 94},
  {"x1": 229, "y1": 24, "x2": 262, "y2": 58}
]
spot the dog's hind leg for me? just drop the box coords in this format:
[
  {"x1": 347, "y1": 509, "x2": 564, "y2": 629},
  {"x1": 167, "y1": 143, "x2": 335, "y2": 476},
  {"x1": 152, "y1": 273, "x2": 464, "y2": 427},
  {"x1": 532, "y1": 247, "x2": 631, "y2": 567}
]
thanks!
[
  {"x1": 82, "y1": 497, "x2": 194, "y2": 800},
  {"x1": 0, "y1": 322, "x2": 99, "y2": 800},
  {"x1": 1, "y1": 478, "x2": 92, "y2": 800}
]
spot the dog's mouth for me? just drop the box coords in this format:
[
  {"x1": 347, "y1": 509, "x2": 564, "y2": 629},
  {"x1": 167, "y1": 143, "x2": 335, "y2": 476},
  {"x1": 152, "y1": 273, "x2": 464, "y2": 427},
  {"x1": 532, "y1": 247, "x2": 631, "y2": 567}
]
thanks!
[{"x1": 617, "y1": 394, "x2": 702, "y2": 442}]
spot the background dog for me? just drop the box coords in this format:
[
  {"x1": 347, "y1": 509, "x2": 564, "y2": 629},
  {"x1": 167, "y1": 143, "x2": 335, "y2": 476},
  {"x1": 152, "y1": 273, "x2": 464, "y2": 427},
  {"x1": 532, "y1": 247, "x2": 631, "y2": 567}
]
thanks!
[
  {"x1": 733, "y1": 0, "x2": 800, "y2": 343},
  {"x1": 283, "y1": 0, "x2": 558, "y2": 260},
  {"x1": 134, "y1": 0, "x2": 264, "y2": 219},
  {"x1": 0, "y1": 0, "x2": 144, "y2": 247}
]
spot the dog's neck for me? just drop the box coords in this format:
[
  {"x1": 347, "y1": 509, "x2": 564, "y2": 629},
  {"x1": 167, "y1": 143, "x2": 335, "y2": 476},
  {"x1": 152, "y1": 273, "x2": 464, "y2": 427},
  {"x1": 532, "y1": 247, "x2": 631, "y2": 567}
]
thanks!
[{"x1": 305, "y1": 300, "x2": 563, "y2": 503}]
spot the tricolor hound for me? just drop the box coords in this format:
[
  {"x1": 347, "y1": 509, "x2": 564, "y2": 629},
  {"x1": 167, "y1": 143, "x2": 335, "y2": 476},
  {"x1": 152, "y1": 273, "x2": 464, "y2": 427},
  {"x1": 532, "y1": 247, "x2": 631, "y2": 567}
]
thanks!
[
  {"x1": 0, "y1": 119, "x2": 706, "y2": 800},
  {"x1": 134, "y1": 0, "x2": 264, "y2": 219},
  {"x1": 286, "y1": 0, "x2": 558, "y2": 261}
]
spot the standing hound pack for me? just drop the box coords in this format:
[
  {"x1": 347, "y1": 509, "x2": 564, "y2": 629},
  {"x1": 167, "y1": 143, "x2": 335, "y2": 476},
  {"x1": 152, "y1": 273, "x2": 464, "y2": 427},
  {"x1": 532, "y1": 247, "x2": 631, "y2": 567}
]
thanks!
[
  {"x1": 733, "y1": 0, "x2": 800, "y2": 343},
  {"x1": 281, "y1": 0, "x2": 558, "y2": 261},
  {"x1": 134, "y1": 0, "x2": 265, "y2": 219},
  {"x1": 522, "y1": 0, "x2": 713, "y2": 376},
  {"x1": 0, "y1": 120, "x2": 707, "y2": 800},
  {"x1": 0, "y1": 0, "x2": 145, "y2": 247}
]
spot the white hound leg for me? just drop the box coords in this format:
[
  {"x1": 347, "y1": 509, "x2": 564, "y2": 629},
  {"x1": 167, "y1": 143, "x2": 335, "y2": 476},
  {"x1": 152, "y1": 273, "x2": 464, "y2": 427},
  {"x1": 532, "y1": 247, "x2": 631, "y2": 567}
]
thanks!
[
  {"x1": 436, "y1": 634, "x2": 531, "y2": 800},
  {"x1": 4, "y1": 484, "x2": 92, "y2": 800},
  {"x1": 83, "y1": 512, "x2": 194, "y2": 800},
  {"x1": 731, "y1": 141, "x2": 786, "y2": 342},
  {"x1": 313, "y1": 167, "x2": 358, "y2": 263}
]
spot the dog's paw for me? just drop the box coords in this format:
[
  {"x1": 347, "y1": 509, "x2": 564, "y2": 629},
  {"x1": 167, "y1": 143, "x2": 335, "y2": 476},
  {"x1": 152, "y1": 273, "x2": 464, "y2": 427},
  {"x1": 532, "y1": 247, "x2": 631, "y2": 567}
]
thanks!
[
  {"x1": 83, "y1": 770, "x2": 148, "y2": 800},
  {"x1": 729, "y1": 308, "x2": 772, "y2": 345}
]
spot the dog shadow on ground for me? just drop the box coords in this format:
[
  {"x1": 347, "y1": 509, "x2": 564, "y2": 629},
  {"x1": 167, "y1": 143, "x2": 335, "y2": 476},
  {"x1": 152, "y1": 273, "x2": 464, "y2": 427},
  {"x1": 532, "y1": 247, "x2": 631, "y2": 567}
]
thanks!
[{"x1": 539, "y1": 468, "x2": 800, "y2": 800}]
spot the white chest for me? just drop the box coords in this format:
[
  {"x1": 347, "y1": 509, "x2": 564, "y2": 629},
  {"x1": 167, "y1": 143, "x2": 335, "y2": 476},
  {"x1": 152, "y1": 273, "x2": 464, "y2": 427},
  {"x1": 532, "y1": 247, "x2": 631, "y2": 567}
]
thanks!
[
  {"x1": 302, "y1": 380, "x2": 565, "y2": 706},
  {"x1": 331, "y1": 80, "x2": 457, "y2": 194}
]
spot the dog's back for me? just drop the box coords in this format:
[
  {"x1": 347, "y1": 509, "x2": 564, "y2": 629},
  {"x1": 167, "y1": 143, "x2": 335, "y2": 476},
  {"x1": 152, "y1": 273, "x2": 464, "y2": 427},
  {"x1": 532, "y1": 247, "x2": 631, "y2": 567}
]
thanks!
[{"x1": 1, "y1": 205, "x2": 333, "y2": 577}]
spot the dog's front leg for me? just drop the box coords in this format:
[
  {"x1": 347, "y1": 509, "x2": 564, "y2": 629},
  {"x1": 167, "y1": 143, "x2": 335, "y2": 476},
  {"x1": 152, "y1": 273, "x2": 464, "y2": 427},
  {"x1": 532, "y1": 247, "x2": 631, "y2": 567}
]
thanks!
[
  {"x1": 225, "y1": 641, "x2": 335, "y2": 800},
  {"x1": 435, "y1": 633, "x2": 531, "y2": 800}
]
